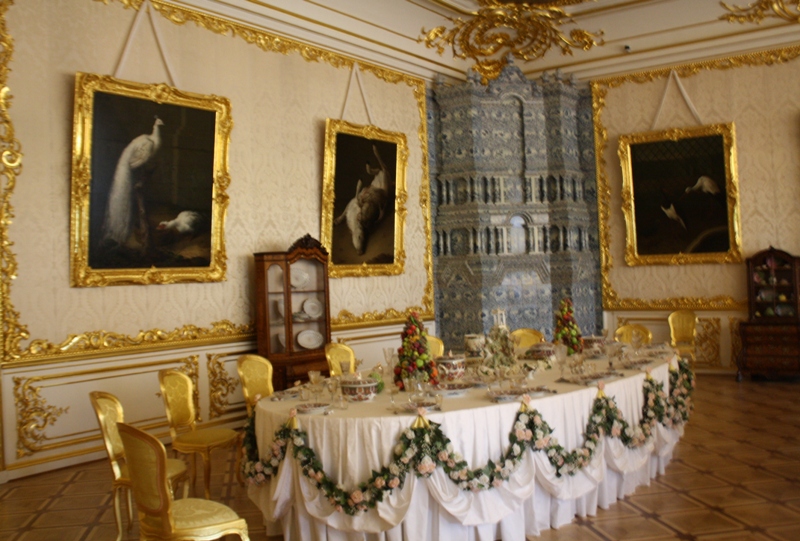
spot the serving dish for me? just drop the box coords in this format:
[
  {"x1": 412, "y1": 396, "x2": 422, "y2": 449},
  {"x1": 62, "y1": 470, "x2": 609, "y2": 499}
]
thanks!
[
  {"x1": 340, "y1": 376, "x2": 379, "y2": 401},
  {"x1": 434, "y1": 382, "x2": 473, "y2": 397},
  {"x1": 297, "y1": 330, "x2": 324, "y2": 350},
  {"x1": 434, "y1": 355, "x2": 466, "y2": 382},
  {"x1": 297, "y1": 402, "x2": 330, "y2": 415}
]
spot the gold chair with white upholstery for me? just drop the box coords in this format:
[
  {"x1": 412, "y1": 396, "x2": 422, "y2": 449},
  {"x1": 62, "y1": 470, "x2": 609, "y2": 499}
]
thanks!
[
  {"x1": 427, "y1": 335, "x2": 445, "y2": 358},
  {"x1": 89, "y1": 391, "x2": 189, "y2": 541},
  {"x1": 510, "y1": 328, "x2": 546, "y2": 356},
  {"x1": 236, "y1": 354, "x2": 274, "y2": 416},
  {"x1": 118, "y1": 422, "x2": 249, "y2": 541},
  {"x1": 324, "y1": 342, "x2": 357, "y2": 377},
  {"x1": 158, "y1": 370, "x2": 240, "y2": 499},
  {"x1": 668, "y1": 309, "x2": 697, "y2": 364},
  {"x1": 614, "y1": 323, "x2": 653, "y2": 346}
]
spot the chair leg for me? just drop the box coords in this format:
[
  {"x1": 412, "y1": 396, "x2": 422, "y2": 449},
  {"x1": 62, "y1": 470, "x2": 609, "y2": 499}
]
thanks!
[
  {"x1": 190, "y1": 453, "x2": 198, "y2": 495},
  {"x1": 236, "y1": 432, "x2": 245, "y2": 487},
  {"x1": 202, "y1": 451, "x2": 211, "y2": 500},
  {"x1": 125, "y1": 486, "x2": 133, "y2": 530},
  {"x1": 112, "y1": 486, "x2": 123, "y2": 541}
]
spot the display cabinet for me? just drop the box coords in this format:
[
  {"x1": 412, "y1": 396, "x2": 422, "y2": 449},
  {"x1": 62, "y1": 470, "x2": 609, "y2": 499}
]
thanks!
[
  {"x1": 738, "y1": 247, "x2": 800, "y2": 380},
  {"x1": 254, "y1": 235, "x2": 331, "y2": 391}
]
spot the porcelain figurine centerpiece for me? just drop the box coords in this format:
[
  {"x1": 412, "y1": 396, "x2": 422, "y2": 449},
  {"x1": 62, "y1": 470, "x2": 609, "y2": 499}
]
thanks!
[
  {"x1": 434, "y1": 351, "x2": 466, "y2": 382},
  {"x1": 464, "y1": 333, "x2": 486, "y2": 358}
]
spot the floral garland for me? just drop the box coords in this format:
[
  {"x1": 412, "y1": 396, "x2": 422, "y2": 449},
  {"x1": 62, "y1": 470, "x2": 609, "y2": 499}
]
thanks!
[{"x1": 241, "y1": 362, "x2": 694, "y2": 515}]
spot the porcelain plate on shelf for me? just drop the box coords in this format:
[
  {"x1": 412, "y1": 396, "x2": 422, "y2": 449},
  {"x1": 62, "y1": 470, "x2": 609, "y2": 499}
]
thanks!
[
  {"x1": 290, "y1": 267, "x2": 309, "y2": 289},
  {"x1": 303, "y1": 298, "x2": 323, "y2": 319},
  {"x1": 297, "y1": 330, "x2": 324, "y2": 350}
]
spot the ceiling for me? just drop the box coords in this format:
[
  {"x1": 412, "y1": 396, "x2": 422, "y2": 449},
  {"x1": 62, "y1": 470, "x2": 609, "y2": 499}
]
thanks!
[{"x1": 183, "y1": 0, "x2": 800, "y2": 81}]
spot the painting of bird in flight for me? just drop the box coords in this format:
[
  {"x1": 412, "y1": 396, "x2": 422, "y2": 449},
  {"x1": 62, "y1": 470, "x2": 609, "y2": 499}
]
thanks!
[{"x1": 618, "y1": 124, "x2": 741, "y2": 266}]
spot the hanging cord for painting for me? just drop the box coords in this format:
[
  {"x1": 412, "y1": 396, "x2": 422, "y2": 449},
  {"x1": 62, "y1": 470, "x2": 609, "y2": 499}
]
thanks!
[
  {"x1": 114, "y1": 0, "x2": 179, "y2": 87},
  {"x1": 340, "y1": 64, "x2": 373, "y2": 125},
  {"x1": 650, "y1": 70, "x2": 703, "y2": 130}
]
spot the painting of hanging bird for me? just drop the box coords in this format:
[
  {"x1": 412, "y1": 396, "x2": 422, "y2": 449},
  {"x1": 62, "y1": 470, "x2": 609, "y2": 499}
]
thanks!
[{"x1": 101, "y1": 116, "x2": 164, "y2": 247}]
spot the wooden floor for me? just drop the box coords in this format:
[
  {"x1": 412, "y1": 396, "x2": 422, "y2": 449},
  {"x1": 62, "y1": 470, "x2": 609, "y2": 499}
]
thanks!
[{"x1": 1, "y1": 373, "x2": 799, "y2": 540}]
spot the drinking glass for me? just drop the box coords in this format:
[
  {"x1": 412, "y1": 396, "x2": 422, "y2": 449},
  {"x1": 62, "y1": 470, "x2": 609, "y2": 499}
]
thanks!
[
  {"x1": 308, "y1": 371, "x2": 323, "y2": 402},
  {"x1": 388, "y1": 381, "x2": 400, "y2": 411}
]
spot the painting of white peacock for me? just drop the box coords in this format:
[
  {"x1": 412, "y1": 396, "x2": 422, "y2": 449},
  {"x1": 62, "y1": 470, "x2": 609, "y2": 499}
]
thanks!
[{"x1": 70, "y1": 73, "x2": 232, "y2": 286}]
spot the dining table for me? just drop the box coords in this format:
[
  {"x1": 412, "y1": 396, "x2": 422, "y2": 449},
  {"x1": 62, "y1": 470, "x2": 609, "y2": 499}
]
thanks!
[{"x1": 248, "y1": 345, "x2": 685, "y2": 541}]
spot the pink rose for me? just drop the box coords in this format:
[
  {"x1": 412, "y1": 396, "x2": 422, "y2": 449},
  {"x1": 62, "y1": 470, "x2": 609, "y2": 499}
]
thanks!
[
  {"x1": 521, "y1": 394, "x2": 531, "y2": 405},
  {"x1": 417, "y1": 406, "x2": 427, "y2": 417},
  {"x1": 350, "y1": 490, "x2": 364, "y2": 504},
  {"x1": 533, "y1": 415, "x2": 542, "y2": 426},
  {"x1": 438, "y1": 450, "x2": 449, "y2": 461},
  {"x1": 289, "y1": 408, "x2": 297, "y2": 418},
  {"x1": 388, "y1": 477, "x2": 400, "y2": 488},
  {"x1": 374, "y1": 477, "x2": 385, "y2": 489},
  {"x1": 597, "y1": 381, "x2": 605, "y2": 391}
]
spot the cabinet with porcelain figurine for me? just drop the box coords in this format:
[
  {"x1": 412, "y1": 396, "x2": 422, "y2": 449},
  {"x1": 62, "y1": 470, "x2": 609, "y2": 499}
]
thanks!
[
  {"x1": 254, "y1": 235, "x2": 331, "y2": 391},
  {"x1": 738, "y1": 247, "x2": 800, "y2": 380}
]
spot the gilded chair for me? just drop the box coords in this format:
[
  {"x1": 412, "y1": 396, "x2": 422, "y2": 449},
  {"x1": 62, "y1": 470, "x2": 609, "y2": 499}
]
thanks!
[
  {"x1": 668, "y1": 309, "x2": 697, "y2": 364},
  {"x1": 236, "y1": 354, "x2": 274, "y2": 416},
  {"x1": 117, "y1": 422, "x2": 250, "y2": 541},
  {"x1": 325, "y1": 342, "x2": 357, "y2": 377},
  {"x1": 89, "y1": 391, "x2": 189, "y2": 541},
  {"x1": 510, "y1": 328, "x2": 546, "y2": 356},
  {"x1": 158, "y1": 370, "x2": 240, "y2": 499},
  {"x1": 427, "y1": 335, "x2": 445, "y2": 358},
  {"x1": 614, "y1": 324, "x2": 653, "y2": 346}
]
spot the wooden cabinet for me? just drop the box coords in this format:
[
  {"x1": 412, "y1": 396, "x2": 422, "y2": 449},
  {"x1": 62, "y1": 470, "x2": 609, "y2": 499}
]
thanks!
[
  {"x1": 738, "y1": 247, "x2": 800, "y2": 380},
  {"x1": 254, "y1": 235, "x2": 331, "y2": 391}
]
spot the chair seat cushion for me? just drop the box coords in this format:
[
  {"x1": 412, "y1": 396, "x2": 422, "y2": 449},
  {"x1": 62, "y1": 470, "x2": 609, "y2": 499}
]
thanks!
[
  {"x1": 172, "y1": 498, "x2": 242, "y2": 529},
  {"x1": 174, "y1": 427, "x2": 238, "y2": 450}
]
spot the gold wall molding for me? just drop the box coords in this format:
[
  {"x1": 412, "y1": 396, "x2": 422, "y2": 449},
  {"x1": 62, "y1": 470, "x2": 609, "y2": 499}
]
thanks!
[
  {"x1": 721, "y1": 0, "x2": 800, "y2": 24},
  {"x1": 12, "y1": 375, "x2": 69, "y2": 458},
  {"x1": 207, "y1": 352, "x2": 242, "y2": 419},
  {"x1": 696, "y1": 317, "x2": 722, "y2": 367},
  {"x1": 0, "y1": 0, "x2": 434, "y2": 368},
  {"x1": 592, "y1": 43, "x2": 800, "y2": 311},
  {"x1": 4, "y1": 320, "x2": 253, "y2": 365}
]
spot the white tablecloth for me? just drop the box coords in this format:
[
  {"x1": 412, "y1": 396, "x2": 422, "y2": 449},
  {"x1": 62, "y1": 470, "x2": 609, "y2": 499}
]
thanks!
[{"x1": 249, "y1": 351, "x2": 683, "y2": 540}]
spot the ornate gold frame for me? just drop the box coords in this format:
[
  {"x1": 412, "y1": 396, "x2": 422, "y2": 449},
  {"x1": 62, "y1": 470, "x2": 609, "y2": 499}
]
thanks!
[
  {"x1": 593, "y1": 44, "x2": 800, "y2": 311},
  {"x1": 618, "y1": 123, "x2": 742, "y2": 266},
  {"x1": 321, "y1": 119, "x2": 408, "y2": 278},
  {"x1": 70, "y1": 72, "x2": 231, "y2": 287}
]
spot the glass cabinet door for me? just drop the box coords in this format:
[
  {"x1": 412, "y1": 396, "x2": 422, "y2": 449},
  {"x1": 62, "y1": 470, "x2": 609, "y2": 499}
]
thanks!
[
  {"x1": 266, "y1": 263, "x2": 287, "y2": 355},
  {"x1": 288, "y1": 257, "x2": 326, "y2": 351}
]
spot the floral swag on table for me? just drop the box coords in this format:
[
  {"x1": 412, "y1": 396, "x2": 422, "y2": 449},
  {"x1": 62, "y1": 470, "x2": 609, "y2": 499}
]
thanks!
[{"x1": 241, "y1": 359, "x2": 695, "y2": 516}]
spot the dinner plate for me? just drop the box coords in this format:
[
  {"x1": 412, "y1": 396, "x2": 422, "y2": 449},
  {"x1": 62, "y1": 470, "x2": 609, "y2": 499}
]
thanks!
[
  {"x1": 622, "y1": 358, "x2": 655, "y2": 369},
  {"x1": 487, "y1": 390, "x2": 522, "y2": 403},
  {"x1": 435, "y1": 382, "x2": 473, "y2": 397},
  {"x1": 297, "y1": 330, "x2": 324, "y2": 350},
  {"x1": 303, "y1": 298, "x2": 323, "y2": 319},
  {"x1": 397, "y1": 401, "x2": 439, "y2": 414},
  {"x1": 517, "y1": 386, "x2": 553, "y2": 398},
  {"x1": 290, "y1": 267, "x2": 309, "y2": 289},
  {"x1": 297, "y1": 402, "x2": 330, "y2": 415}
]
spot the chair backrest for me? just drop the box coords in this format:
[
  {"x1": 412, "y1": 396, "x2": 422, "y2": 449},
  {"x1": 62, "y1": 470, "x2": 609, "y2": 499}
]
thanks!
[
  {"x1": 324, "y1": 343, "x2": 356, "y2": 377},
  {"x1": 89, "y1": 391, "x2": 125, "y2": 481},
  {"x1": 237, "y1": 354, "x2": 274, "y2": 416},
  {"x1": 158, "y1": 369, "x2": 197, "y2": 440},
  {"x1": 510, "y1": 328, "x2": 545, "y2": 354},
  {"x1": 427, "y1": 335, "x2": 445, "y2": 358},
  {"x1": 668, "y1": 309, "x2": 697, "y2": 345},
  {"x1": 614, "y1": 324, "x2": 653, "y2": 345},
  {"x1": 117, "y1": 422, "x2": 175, "y2": 534}
]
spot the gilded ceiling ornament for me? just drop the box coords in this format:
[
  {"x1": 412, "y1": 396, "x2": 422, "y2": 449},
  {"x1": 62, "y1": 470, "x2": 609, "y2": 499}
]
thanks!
[
  {"x1": 421, "y1": 0, "x2": 602, "y2": 82},
  {"x1": 720, "y1": 0, "x2": 800, "y2": 24}
]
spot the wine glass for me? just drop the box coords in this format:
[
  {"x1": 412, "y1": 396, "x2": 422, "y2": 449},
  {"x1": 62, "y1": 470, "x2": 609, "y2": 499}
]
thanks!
[
  {"x1": 388, "y1": 380, "x2": 400, "y2": 411},
  {"x1": 630, "y1": 330, "x2": 643, "y2": 357},
  {"x1": 308, "y1": 371, "x2": 323, "y2": 402},
  {"x1": 554, "y1": 343, "x2": 568, "y2": 378}
]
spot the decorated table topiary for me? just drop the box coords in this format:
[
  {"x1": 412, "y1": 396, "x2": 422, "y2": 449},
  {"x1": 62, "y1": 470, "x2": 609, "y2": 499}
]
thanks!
[{"x1": 394, "y1": 312, "x2": 438, "y2": 390}]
